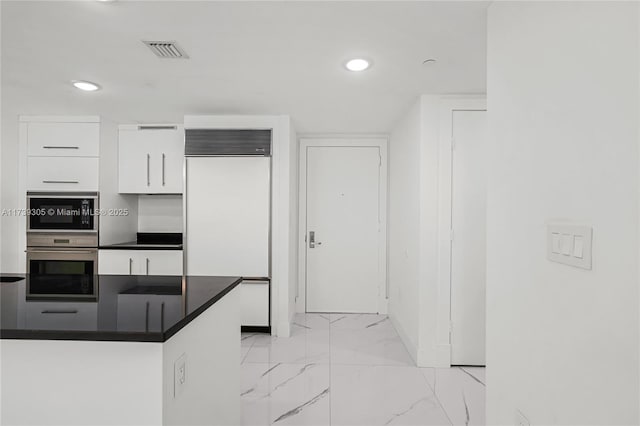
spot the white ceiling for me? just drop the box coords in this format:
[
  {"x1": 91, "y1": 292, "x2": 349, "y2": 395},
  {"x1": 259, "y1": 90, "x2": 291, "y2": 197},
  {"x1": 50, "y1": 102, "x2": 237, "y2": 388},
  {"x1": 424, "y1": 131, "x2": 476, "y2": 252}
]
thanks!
[{"x1": 1, "y1": 1, "x2": 487, "y2": 133}]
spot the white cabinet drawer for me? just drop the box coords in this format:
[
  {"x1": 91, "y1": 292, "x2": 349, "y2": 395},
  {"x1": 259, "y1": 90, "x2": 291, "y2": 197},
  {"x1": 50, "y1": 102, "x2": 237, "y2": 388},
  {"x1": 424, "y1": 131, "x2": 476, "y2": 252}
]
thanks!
[
  {"x1": 27, "y1": 157, "x2": 99, "y2": 191},
  {"x1": 99, "y1": 250, "x2": 183, "y2": 276},
  {"x1": 28, "y1": 122, "x2": 99, "y2": 157},
  {"x1": 241, "y1": 280, "x2": 269, "y2": 327},
  {"x1": 25, "y1": 301, "x2": 97, "y2": 331}
]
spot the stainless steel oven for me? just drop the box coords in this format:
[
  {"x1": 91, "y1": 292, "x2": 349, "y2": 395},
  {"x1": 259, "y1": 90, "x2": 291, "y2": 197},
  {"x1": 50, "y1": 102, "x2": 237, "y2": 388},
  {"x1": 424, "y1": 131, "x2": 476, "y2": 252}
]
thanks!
[
  {"x1": 26, "y1": 192, "x2": 99, "y2": 300},
  {"x1": 26, "y1": 247, "x2": 98, "y2": 300},
  {"x1": 27, "y1": 192, "x2": 98, "y2": 233}
]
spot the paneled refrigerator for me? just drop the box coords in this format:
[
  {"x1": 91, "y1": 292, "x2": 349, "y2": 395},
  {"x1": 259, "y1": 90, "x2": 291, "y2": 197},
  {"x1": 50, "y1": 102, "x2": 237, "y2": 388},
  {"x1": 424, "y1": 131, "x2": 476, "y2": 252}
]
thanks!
[{"x1": 184, "y1": 129, "x2": 271, "y2": 330}]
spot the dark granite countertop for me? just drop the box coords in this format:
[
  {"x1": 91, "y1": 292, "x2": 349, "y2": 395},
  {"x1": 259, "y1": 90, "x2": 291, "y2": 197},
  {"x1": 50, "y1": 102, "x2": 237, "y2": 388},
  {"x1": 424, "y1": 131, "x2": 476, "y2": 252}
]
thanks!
[
  {"x1": 99, "y1": 232, "x2": 183, "y2": 250},
  {"x1": 99, "y1": 241, "x2": 183, "y2": 250},
  {"x1": 0, "y1": 274, "x2": 240, "y2": 343}
]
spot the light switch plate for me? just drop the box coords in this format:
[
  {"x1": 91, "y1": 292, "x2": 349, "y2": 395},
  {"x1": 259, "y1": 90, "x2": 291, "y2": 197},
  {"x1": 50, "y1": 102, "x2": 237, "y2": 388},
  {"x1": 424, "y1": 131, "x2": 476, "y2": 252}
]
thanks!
[{"x1": 547, "y1": 223, "x2": 592, "y2": 270}]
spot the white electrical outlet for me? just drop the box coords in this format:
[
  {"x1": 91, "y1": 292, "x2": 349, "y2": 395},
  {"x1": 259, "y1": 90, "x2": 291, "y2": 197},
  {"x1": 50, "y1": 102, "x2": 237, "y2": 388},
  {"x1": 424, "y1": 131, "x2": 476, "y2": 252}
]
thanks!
[
  {"x1": 174, "y1": 353, "x2": 187, "y2": 398},
  {"x1": 515, "y1": 409, "x2": 530, "y2": 426}
]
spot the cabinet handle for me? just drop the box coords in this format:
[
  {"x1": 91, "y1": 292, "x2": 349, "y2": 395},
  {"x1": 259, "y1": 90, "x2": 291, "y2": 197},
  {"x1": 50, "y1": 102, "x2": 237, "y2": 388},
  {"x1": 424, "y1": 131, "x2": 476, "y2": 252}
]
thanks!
[
  {"x1": 146, "y1": 257, "x2": 149, "y2": 275},
  {"x1": 41, "y1": 310, "x2": 78, "y2": 314},
  {"x1": 146, "y1": 154, "x2": 151, "y2": 186},
  {"x1": 145, "y1": 301, "x2": 150, "y2": 332},
  {"x1": 160, "y1": 302, "x2": 165, "y2": 331},
  {"x1": 42, "y1": 146, "x2": 79, "y2": 150},
  {"x1": 162, "y1": 153, "x2": 166, "y2": 186},
  {"x1": 42, "y1": 180, "x2": 79, "y2": 184},
  {"x1": 129, "y1": 258, "x2": 133, "y2": 275}
]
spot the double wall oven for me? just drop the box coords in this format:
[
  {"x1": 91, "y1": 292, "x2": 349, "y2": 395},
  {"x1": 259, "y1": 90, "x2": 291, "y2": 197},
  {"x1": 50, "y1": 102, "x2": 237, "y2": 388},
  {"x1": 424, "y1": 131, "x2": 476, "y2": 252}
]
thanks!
[{"x1": 26, "y1": 192, "x2": 99, "y2": 300}]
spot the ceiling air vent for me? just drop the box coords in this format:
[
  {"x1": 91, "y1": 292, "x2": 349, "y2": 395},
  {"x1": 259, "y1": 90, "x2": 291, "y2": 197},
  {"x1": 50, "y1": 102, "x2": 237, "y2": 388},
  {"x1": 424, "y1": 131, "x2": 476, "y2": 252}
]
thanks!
[{"x1": 143, "y1": 41, "x2": 189, "y2": 59}]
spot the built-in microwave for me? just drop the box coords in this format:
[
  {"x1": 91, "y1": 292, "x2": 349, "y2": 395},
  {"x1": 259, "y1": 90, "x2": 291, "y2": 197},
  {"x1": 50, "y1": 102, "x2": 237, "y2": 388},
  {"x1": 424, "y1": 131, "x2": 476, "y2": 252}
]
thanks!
[{"x1": 27, "y1": 192, "x2": 98, "y2": 233}]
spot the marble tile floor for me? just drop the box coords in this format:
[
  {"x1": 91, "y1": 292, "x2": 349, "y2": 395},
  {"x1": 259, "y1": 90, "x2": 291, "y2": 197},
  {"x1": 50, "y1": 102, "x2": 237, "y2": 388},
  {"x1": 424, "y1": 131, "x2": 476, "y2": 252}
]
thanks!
[{"x1": 241, "y1": 313, "x2": 485, "y2": 426}]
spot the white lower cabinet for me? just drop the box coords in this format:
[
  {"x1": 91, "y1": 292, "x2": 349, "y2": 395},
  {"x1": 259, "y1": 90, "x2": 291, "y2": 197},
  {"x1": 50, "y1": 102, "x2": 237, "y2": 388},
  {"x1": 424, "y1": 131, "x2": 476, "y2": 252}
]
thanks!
[
  {"x1": 25, "y1": 301, "x2": 98, "y2": 331},
  {"x1": 241, "y1": 280, "x2": 269, "y2": 327},
  {"x1": 27, "y1": 157, "x2": 99, "y2": 191},
  {"x1": 99, "y1": 250, "x2": 182, "y2": 276}
]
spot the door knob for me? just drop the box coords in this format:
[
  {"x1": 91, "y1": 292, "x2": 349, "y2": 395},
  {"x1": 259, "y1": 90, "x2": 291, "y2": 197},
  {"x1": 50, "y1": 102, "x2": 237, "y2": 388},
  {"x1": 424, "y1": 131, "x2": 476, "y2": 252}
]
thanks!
[{"x1": 309, "y1": 231, "x2": 322, "y2": 248}]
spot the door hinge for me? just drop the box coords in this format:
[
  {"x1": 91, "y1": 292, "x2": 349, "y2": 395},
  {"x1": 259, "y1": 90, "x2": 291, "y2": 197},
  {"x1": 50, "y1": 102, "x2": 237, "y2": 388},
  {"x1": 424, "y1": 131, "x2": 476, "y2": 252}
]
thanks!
[
  {"x1": 451, "y1": 138, "x2": 456, "y2": 151},
  {"x1": 378, "y1": 153, "x2": 382, "y2": 167},
  {"x1": 450, "y1": 229, "x2": 454, "y2": 242}
]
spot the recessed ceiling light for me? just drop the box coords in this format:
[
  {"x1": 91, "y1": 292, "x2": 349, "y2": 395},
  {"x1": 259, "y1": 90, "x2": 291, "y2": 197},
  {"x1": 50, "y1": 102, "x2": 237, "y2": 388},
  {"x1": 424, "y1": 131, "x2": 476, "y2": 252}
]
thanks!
[
  {"x1": 72, "y1": 81, "x2": 101, "y2": 92},
  {"x1": 345, "y1": 58, "x2": 371, "y2": 72}
]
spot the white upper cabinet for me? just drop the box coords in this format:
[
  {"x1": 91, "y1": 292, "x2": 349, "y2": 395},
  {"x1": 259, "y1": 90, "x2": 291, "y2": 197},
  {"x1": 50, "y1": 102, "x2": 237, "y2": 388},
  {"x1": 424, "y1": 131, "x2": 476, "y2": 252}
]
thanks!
[
  {"x1": 118, "y1": 125, "x2": 184, "y2": 194},
  {"x1": 21, "y1": 116, "x2": 100, "y2": 192},
  {"x1": 27, "y1": 122, "x2": 99, "y2": 157}
]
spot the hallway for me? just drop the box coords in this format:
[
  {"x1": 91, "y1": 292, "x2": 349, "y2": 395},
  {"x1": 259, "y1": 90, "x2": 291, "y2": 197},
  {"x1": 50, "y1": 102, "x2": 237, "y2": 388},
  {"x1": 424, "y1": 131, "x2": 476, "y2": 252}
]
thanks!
[{"x1": 241, "y1": 314, "x2": 485, "y2": 425}]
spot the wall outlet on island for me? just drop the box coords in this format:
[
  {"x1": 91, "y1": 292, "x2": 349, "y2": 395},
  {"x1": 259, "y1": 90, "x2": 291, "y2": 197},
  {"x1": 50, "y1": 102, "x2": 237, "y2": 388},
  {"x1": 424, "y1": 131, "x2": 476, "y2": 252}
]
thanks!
[
  {"x1": 515, "y1": 409, "x2": 530, "y2": 426},
  {"x1": 174, "y1": 353, "x2": 187, "y2": 399}
]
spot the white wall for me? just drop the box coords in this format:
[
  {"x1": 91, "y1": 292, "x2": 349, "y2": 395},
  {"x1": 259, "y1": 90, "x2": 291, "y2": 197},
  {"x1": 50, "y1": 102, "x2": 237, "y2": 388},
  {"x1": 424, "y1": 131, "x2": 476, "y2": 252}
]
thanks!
[
  {"x1": 98, "y1": 118, "x2": 138, "y2": 246},
  {"x1": 486, "y1": 3, "x2": 639, "y2": 424},
  {"x1": 388, "y1": 98, "x2": 422, "y2": 362},
  {"x1": 0, "y1": 110, "x2": 20, "y2": 272},
  {"x1": 389, "y1": 95, "x2": 484, "y2": 367},
  {"x1": 288, "y1": 124, "x2": 299, "y2": 328},
  {"x1": 417, "y1": 96, "x2": 445, "y2": 367},
  {"x1": 137, "y1": 195, "x2": 182, "y2": 233}
]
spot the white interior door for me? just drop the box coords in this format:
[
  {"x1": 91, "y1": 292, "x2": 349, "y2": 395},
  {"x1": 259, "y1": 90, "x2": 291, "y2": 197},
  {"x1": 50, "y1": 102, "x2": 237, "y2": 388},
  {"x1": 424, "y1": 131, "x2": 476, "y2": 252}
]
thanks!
[
  {"x1": 305, "y1": 146, "x2": 381, "y2": 313},
  {"x1": 450, "y1": 110, "x2": 487, "y2": 366}
]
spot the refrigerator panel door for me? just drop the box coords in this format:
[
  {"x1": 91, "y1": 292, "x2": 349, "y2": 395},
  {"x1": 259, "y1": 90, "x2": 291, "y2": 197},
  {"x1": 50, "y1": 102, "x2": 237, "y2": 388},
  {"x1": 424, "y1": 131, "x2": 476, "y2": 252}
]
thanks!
[{"x1": 186, "y1": 157, "x2": 270, "y2": 277}]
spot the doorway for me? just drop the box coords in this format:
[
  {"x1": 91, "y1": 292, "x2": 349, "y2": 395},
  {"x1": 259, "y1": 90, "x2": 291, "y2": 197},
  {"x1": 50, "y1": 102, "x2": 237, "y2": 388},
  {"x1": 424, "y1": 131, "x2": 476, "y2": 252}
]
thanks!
[{"x1": 298, "y1": 138, "x2": 388, "y2": 314}]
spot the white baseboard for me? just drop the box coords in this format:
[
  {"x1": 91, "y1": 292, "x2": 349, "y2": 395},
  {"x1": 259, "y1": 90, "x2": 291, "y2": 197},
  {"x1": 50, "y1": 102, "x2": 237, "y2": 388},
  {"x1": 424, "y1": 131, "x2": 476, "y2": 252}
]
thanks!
[
  {"x1": 389, "y1": 314, "x2": 418, "y2": 365},
  {"x1": 378, "y1": 298, "x2": 389, "y2": 315},
  {"x1": 276, "y1": 309, "x2": 295, "y2": 338},
  {"x1": 417, "y1": 343, "x2": 451, "y2": 368}
]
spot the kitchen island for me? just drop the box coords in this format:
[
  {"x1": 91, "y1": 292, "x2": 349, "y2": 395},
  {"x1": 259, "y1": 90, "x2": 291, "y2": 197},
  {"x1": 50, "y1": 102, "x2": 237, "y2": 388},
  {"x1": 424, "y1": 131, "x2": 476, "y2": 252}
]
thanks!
[{"x1": 0, "y1": 274, "x2": 242, "y2": 426}]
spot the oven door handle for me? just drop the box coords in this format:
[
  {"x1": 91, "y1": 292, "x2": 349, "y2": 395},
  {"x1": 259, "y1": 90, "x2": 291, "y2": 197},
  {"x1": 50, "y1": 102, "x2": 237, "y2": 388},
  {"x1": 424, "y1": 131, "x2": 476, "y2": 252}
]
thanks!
[
  {"x1": 41, "y1": 310, "x2": 78, "y2": 314},
  {"x1": 26, "y1": 249, "x2": 97, "y2": 254}
]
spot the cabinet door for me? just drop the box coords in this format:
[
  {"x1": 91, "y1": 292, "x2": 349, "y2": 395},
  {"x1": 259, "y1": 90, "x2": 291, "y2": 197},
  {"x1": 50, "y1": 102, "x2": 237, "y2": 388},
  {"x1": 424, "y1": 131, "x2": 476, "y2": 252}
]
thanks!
[
  {"x1": 118, "y1": 127, "x2": 183, "y2": 194},
  {"x1": 140, "y1": 250, "x2": 183, "y2": 276},
  {"x1": 118, "y1": 129, "x2": 154, "y2": 193},
  {"x1": 98, "y1": 250, "x2": 138, "y2": 275},
  {"x1": 151, "y1": 128, "x2": 184, "y2": 194},
  {"x1": 27, "y1": 157, "x2": 99, "y2": 191},
  {"x1": 27, "y1": 122, "x2": 99, "y2": 157},
  {"x1": 240, "y1": 280, "x2": 269, "y2": 326}
]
